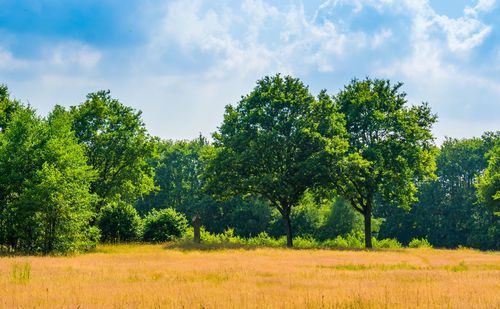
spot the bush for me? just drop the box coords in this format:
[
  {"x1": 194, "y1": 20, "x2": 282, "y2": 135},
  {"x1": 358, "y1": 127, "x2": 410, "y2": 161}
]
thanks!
[
  {"x1": 293, "y1": 235, "x2": 320, "y2": 248},
  {"x1": 181, "y1": 227, "x2": 405, "y2": 249},
  {"x1": 373, "y1": 237, "x2": 402, "y2": 248},
  {"x1": 98, "y1": 201, "x2": 142, "y2": 242},
  {"x1": 408, "y1": 238, "x2": 433, "y2": 248},
  {"x1": 247, "y1": 232, "x2": 281, "y2": 247},
  {"x1": 321, "y1": 236, "x2": 349, "y2": 248},
  {"x1": 316, "y1": 197, "x2": 364, "y2": 241},
  {"x1": 143, "y1": 208, "x2": 188, "y2": 242}
]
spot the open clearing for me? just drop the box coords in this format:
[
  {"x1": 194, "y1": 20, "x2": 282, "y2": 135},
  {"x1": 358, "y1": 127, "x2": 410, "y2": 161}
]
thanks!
[{"x1": 0, "y1": 244, "x2": 499, "y2": 308}]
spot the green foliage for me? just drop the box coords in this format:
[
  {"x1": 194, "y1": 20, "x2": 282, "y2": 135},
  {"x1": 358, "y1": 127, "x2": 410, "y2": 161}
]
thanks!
[
  {"x1": 204, "y1": 74, "x2": 347, "y2": 247},
  {"x1": 181, "y1": 228, "x2": 402, "y2": 249},
  {"x1": 98, "y1": 201, "x2": 142, "y2": 242},
  {"x1": 245, "y1": 232, "x2": 285, "y2": 247},
  {"x1": 70, "y1": 90, "x2": 156, "y2": 209},
  {"x1": 316, "y1": 197, "x2": 364, "y2": 240},
  {"x1": 408, "y1": 238, "x2": 432, "y2": 248},
  {"x1": 266, "y1": 194, "x2": 323, "y2": 239},
  {"x1": 333, "y1": 77, "x2": 437, "y2": 248},
  {"x1": 142, "y1": 208, "x2": 188, "y2": 242},
  {"x1": 373, "y1": 237, "x2": 402, "y2": 248},
  {"x1": 0, "y1": 102, "x2": 98, "y2": 254},
  {"x1": 2, "y1": 81, "x2": 498, "y2": 253},
  {"x1": 135, "y1": 137, "x2": 272, "y2": 237},
  {"x1": 377, "y1": 133, "x2": 500, "y2": 250},
  {"x1": 320, "y1": 232, "x2": 366, "y2": 248},
  {"x1": 0, "y1": 84, "x2": 20, "y2": 132},
  {"x1": 135, "y1": 137, "x2": 209, "y2": 216},
  {"x1": 477, "y1": 144, "x2": 500, "y2": 212}
]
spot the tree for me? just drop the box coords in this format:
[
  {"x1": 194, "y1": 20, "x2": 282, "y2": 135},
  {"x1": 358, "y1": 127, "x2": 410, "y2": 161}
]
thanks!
[
  {"x1": 0, "y1": 104, "x2": 98, "y2": 254},
  {"x1": 70, "y1": 90, "x2": 156, "y2": 210},
  {"x1": 135, "y1": 137, "x2": 273, "y2": 237},
  {"x1": 0, "y1": 84, "x2": 20, "y2": 132},
  {"x1": 333, "y1": 78, "x2": 436, "y2": 248},
  {"x1": 135, "y1": 137, "x2": 210, "y2": 216},
  {"x1": 0, "y1": 106, "x2": 43, "y2": 251},
  {"x1": 376, "y1": 133, "x2": 500, "y2": 250},
  {"x1": 477, "y1": 144, "x2": 500, "y2": 212},
  {"x1": 203, "y1": 75, "x2": 347, "y2": 247}
]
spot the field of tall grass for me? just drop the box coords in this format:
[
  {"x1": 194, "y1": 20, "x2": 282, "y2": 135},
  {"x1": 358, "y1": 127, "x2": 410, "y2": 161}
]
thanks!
[{"x1": 0, "y1": 243, "x2": 498, "y2": 308}]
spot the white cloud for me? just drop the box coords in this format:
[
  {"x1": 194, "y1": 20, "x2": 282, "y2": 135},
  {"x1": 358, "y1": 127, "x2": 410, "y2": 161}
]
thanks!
[
  {"x1": 371, "y1": 29, "x2": 392, "y2": 49},
  {"x1": 153, "y1": 0, "x2": 375, "y2": 76},
  {"x1": 465, "y1": 0, "x2": 497, "y2": 16},
  {"x1": 378, "y1": 0, "x2": 494, "y2": 82},
  {"x1": 0, "y1": 42, "x2": 103, "y2": 115},
  {"x1": 0, "y1": 42, "x2": 101, "y2": 74},
  {"x1": 50, "y1": 43, "x2": 101, "y2": 70},
  {"x1": 0, "y1": 47, "x2": 29, "y2": 70},
  {"x1": 139, "y1": 0, "x2": 500, "y2": 140},
  {"x1": 3, "y1": 0, "x2": 499, "y2": 141},
  {"x1": 434, "y1": 14, "x2": 491, "y2": 52}
]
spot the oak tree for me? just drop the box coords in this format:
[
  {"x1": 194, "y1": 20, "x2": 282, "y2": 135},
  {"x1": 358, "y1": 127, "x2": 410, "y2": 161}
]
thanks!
[
  {"x1": 203, "y1": 75, "x2": 347, "y2": 247},
  {"x1": 333, "y1": 78, "x2": 436, "y2": 248}
]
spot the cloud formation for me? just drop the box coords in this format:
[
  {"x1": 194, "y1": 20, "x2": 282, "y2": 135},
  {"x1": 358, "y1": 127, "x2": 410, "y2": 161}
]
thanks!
[{"x1": 0, "y1": 0, "x2": 498, "y2": 141}]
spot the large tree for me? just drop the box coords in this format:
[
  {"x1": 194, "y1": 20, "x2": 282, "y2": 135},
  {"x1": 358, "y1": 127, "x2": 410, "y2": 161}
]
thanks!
[
  {"x1": 0, "y1": 104, "x2": 97, "y2": 254},
  {"x1": 334, "y1": 78, "x2": 436, "y2": 248},
  {"x1": 70, "y1": 90, "x2": 156, "y2": 210},
  {"x1": 203, "y1": 75, "x2": 347, "y2": 247}
]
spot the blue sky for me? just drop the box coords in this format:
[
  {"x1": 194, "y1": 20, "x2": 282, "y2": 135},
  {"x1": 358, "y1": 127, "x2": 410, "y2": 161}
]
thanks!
[{"x1": 0, "y1": 0, "x2": 499, "y2": 142}]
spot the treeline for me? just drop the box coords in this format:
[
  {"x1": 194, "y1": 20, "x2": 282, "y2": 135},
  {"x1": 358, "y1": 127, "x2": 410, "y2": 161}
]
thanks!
[
  {"x1": 136, "y1": 132, "x2": 500, "y2": 250},
  {"x1": 0, "y1": 75, "x2": 499, "y2": 254},
  {"x1": 377, "y1": 133, "x2": 500, "y2": 250},
  {"x1": 0, "y1": 88, "x2": 157, "y2": 254}
]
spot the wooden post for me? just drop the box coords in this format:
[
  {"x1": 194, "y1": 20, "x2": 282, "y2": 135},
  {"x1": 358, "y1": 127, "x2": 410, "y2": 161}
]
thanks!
[{"x1": 192, "y1": 215, "x2": 201, "y2": 243}]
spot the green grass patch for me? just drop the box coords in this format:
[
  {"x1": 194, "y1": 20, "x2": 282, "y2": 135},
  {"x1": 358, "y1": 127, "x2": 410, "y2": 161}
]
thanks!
[{"x1": 11, "y1": 261, "x2": 31, "y2": 284}]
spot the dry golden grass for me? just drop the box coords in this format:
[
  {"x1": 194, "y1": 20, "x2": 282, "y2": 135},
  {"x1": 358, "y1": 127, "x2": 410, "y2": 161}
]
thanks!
[{"x1": 0, "y1": 243, "x2": 499, "y2": 308}]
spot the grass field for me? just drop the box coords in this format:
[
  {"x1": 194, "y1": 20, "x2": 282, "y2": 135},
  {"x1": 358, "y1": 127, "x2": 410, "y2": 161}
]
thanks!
[{"x1": 0, "y1": 243, "x2": 499, "y2": 308}]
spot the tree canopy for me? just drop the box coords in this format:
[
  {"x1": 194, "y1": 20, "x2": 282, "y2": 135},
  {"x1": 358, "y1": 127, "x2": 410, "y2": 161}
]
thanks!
[
  {"x1": 377, "y1": 133, "x2": 500, "y2": 250},
  {"x1": 477, "y1": 144, "x2": 500, "y2": 213},
  {"x1": 333, "y1": 78, "x2": 437, "y2": 248},
  {"x1": 0, "y1": 84, "x2": 20, "y2": 132},
  {"x1": 70, "y1": 90, "x2": 156, "y2": 209},
  {"x1": 203, "y1": 75, "x2": 347, "y2": 247},
  {"x1": 0, "y1": 102, "x2": 98, "y2": 254},
  {"x1": 1, "y1": 78, "x2": 499, "y2": 253}
]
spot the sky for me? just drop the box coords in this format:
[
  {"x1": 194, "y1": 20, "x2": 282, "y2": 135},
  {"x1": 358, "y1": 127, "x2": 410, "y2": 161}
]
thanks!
[{"x1": 0, "y1": 0, "x2": 499, "y2": 142}]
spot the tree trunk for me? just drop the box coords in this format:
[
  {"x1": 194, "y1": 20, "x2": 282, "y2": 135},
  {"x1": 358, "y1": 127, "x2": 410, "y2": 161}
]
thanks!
[
  {"x1": 364, "y1": 204, "x2": 372, "y2": 249},
  {"x1": 282, "y1": 209, "x2": 293, "y2": 248},
  {"x1": 192, "y1": 215, "x2": 201, "y2": 244}
]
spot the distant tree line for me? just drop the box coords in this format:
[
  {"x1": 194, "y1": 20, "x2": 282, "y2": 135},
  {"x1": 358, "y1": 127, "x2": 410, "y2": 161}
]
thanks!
[{"x1": 0, "y1": 75, "x2": 498, "y2": 254}]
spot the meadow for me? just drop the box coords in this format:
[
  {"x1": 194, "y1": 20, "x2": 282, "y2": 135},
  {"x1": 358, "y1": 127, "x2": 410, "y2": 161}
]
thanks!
[{"x1": 0, "y1": 243, "x2": 499, "y2": 308}]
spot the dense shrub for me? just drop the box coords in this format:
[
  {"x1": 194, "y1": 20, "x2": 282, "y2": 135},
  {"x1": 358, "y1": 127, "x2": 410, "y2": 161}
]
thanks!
[
  {"x1": 143, "y1": 208, "x2": 188, "y2": 242},
  {"x1": 409, "y1": 238, "x2": 433, "y2": 248},
  {"x1": 180, "y1": 228, "x2": 405, "y2": 249},
  {"x1": 97, "y1": 201, "x2": 142, "y2": 242},
  {"x1": 373, "y1": 237, "x2": 402, "y2": 248},
  {"x1": 316, "y1": 198, "x2": 363, "y2": 240}
]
